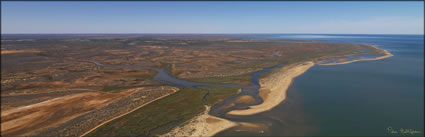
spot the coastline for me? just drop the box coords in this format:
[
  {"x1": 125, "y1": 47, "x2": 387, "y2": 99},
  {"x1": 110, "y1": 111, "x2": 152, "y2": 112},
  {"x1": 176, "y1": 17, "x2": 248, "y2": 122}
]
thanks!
[
  {"x1": 319, "y1": 49, "x2": 393, "y2": 66},
  {"x1": 226, "y1": 61, "x2": 315, "y2": 116},
  {"x1": 156, "y1": 47, "x2": 395, "y2": 136},
  {"x1": 226, "y1": 48, "x2": 393, "y2": 116},
  {"x1": 160, "y1": 106, "x2": 238, "y2": 137},
  {"x1": 81, "y1": 47, "x2": 394, "y2": 136}
]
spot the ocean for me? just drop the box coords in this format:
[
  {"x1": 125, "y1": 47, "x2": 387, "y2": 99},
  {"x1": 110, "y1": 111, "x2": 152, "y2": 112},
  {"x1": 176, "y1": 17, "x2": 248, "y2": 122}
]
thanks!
[{"x1": 218, "y1": 34, "x2": 424, "y2": 136}]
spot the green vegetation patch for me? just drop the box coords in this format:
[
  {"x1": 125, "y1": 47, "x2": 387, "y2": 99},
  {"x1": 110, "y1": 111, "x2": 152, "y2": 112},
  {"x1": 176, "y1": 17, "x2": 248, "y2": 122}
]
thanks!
[
  {"x1": 186, "y1": 73, "x2": 252, "y2": 85},
  {"x1": 86, "y1": 86, "x2": 239, "y2": 137}
]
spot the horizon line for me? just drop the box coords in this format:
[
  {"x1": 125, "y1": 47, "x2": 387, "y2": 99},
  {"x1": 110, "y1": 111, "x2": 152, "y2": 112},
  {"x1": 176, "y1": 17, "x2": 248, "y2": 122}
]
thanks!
[{"x1": 2, "y1": 33, "x2": 424, "y2": 35}]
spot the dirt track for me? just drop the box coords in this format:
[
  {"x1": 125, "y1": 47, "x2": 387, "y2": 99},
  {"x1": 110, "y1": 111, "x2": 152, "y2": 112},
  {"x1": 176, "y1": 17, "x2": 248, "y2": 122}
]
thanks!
[
  {"x1": 1, "y1": 91, "x2": 133, "y2": 137},
  {"x1": 79, "y1": 88, "x2": 179, "y2": 137}
]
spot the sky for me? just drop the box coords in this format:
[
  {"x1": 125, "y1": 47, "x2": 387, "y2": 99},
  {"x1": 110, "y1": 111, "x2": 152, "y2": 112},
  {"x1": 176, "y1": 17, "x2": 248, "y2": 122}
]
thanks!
[{"x1": 1, "y1": 2, "x2": 424, "y2": 34}]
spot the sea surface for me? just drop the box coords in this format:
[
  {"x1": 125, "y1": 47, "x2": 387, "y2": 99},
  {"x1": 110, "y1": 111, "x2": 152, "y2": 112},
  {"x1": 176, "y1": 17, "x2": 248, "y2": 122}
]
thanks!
[{"x1": 217, "y1": 34, "x2": 424, "y2": 136}]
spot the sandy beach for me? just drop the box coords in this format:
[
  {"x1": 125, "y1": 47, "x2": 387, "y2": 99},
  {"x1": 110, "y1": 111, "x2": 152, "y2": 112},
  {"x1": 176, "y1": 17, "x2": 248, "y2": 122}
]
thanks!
[
  {"x1": 226, "y1": 48, "x2": 393, "y2": 117},
  {"x1": 159, "y1": 47, "x2": 394, "y2": 136},
  {"x1": 319, "y1": 49, "x2": 393, "y2": 66},
  {"x1": 227, "y1": 61, "x2": 315, "y2": 116},
  {"x1": 160, "y1": 106, "x2": 238, "y2": 137}
]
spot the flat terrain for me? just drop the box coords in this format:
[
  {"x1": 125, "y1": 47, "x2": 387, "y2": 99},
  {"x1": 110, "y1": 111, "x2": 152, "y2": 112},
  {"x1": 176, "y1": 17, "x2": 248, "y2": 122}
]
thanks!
[
  {"x1": 86, "y1": 87, "x2": 239, "y2": 137},
  {"x1": 1, "y1": 34, "x2": 386, "y2": 137}
]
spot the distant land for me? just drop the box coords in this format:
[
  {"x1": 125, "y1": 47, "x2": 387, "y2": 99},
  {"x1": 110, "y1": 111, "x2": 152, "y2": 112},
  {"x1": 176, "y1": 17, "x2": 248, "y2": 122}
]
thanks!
[{"x1": 0, "y1": 34, "x2": 398, "y2": 137}]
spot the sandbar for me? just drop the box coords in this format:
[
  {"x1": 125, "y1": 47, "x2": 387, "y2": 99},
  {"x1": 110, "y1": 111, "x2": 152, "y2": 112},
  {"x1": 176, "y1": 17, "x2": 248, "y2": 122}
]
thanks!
[
  {"x1": 226, "y1": 48, "x2": 393, "y2": 116},
  {"x1": 319, "y1": 49, "x2": 393, "y2": 66},
  {"x1": 227, "y1": 61, "x2": 315, "y2": 116}
]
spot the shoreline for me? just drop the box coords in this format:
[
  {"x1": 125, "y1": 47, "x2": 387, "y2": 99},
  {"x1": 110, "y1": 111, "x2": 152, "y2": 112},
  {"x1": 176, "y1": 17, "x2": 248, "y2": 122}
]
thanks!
[
  {"x1": 319, "y1": 49, "x2": 393, "y2": 66},
  {"x1": 160, "y1": 106, "x2": 238, "y2": 137},
  {"x1": 226, "y1": 48, "x2": 393, "y2": 116},
  {"x1": 226, "y1": 61, "x2": 315, "y2": 116},
  {"x1": 81, "y1": 47, "x2": 394, "y2": 136}
]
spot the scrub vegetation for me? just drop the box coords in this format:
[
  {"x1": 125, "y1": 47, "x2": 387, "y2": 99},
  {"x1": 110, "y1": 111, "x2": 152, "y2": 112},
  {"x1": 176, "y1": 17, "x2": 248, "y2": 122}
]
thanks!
[{"x1": 86, "y1": 87, "x2": 239, "y2": 137}]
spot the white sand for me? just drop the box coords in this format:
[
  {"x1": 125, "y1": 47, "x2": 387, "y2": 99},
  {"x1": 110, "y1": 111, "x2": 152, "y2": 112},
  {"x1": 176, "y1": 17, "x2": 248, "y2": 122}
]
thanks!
[
  {"x1": 319, "y1": 49, "x2": 393, "y2": 66},
  {"x1": 160, "y1": 106, "x2": 237, "y2": 137},
  {"x1": 164, "y1": 47, "x2": 394, "y2": 135},
  {"x1": 227, "y1": 62, "x2": 315, "y2": 116}
]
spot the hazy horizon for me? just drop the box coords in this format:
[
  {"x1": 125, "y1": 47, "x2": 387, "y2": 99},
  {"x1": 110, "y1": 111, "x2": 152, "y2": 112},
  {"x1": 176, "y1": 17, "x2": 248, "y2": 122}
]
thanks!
[
  {"x1": 2, "y1": 33, "x2": 424, "y2": 35},
  {"x1": 2, "y1": 2, "x2": 424, "y2": 34}
]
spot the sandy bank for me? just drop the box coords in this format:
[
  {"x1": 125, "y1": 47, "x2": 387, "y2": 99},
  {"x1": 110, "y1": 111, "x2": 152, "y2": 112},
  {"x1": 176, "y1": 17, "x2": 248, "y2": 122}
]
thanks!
[
  {"x1": 227, "y1": 61, "x2": 315, "y2": 116},
  {"x1": 319, "y1": 49, "x2": 393, "y2": 66},
  {"x1": 164, "y1": 47, "x2": 394, "y2": 135},
  {"x1": 160, "y1": 106, "x2": 238, "y2": 137},
  {"x1": 226, "y1": 48, "x2": 392, "y2": 116},
  {"x1": 234, "y1": 95, "x2": 256, "y2": 104}
]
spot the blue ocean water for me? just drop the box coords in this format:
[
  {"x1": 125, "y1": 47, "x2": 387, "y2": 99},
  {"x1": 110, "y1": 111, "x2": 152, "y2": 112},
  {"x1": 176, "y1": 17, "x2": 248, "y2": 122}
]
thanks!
[
  {"x1": 223, "y1": 34, "x2": 424, "y2": 136},
  {"x1": 275, "y1": 34, "x2": 424, "y2": 136}
]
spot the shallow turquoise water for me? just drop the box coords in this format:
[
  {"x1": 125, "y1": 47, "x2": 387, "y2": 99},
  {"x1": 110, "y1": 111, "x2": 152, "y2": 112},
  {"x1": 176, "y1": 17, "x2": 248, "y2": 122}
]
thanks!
[{"x1": 219, "y1": 34, "x2": 424, "y2": 136}]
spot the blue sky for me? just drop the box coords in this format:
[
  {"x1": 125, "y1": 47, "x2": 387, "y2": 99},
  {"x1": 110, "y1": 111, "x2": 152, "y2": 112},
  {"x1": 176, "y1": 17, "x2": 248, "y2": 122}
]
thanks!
[{"x1": 1, "y1": 2, "x2": 423, "y2": 34}]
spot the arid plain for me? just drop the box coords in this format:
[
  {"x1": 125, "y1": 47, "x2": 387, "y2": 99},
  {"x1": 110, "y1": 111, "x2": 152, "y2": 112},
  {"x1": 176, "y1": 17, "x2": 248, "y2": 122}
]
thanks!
[{"x1": 1, "y1": 34, "x2": 390, "y2": 137}]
